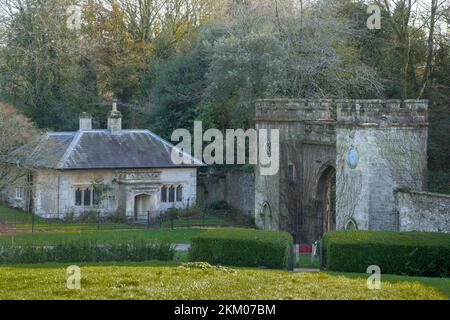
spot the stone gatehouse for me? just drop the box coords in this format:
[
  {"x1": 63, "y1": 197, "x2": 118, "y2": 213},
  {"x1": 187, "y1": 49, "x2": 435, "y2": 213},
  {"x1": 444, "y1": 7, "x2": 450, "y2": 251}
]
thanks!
[{"x1": 255, "y1": 99, "x2": 429, "y2": 243}]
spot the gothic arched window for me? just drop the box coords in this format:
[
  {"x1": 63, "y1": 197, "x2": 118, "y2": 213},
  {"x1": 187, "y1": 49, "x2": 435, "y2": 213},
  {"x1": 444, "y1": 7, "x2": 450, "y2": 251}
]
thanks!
[
  {"x1": 176, "y1": 185, "x2": 183, "y2": 202},
  {"x1": 161, "y1": 186, "x2": 167, "y2": 203},
  {"x1": 83, "y1": 189, "x2": 92, "y2": 206},
  {"x1": 75, "y1": 188, "x2": 82, "y2": 206},
  {"x1": 169, "y1": 186, "x2": 175, "y2": 203}
]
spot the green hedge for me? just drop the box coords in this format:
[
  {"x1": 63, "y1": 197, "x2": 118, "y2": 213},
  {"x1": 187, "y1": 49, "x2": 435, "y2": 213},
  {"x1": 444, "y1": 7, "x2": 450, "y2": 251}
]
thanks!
[
  {"x1": 0, "y1": 240, "x2": 174, "y2": 264},
  {"x1": 189, "y1": 228, "x2": 293, "y2": 269},
  {"x1": 323, "y1": 231, "x2": 450, "y2": 277}
]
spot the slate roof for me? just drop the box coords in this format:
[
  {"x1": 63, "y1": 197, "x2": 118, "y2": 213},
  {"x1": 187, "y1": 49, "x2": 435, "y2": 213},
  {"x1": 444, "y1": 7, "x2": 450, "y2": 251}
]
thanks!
[{"x1": 5, "y1": 130, "x2": 203, "y2": 170}]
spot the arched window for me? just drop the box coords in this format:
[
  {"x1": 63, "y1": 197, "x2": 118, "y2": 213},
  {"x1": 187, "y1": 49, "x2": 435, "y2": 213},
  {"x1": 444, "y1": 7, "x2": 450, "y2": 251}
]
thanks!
[
  {"x1": 75, "y1": 188, "x2": 82, "y2": 206},
  {"x1": 346, "y1": 219, "x2": 358, "y2": 230},
  {"x1": 75, "y1": 187, "x2": 96, "y2": 207},
  {"x1": 176, "y1": 185, "x2": 183, "y2": 202},
  {"x1": 83, "y1": 189, "x2": 92, "y2": 206},
  {"x1": 261, "y1": 202, "x2": 272, "y2": 230},
  {"x1": 161, "y1": 186, "x2": 167, "y2": 203},
  {"x1": 169, "y1": 186, "x2": 175, "y2": 202}
]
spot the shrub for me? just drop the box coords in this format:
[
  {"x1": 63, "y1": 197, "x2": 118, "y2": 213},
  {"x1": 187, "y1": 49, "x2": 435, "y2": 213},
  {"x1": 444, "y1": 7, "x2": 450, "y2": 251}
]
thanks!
[
  {"x1": 163, "y1": 207, "x2": 180, "y2": 220},
  {"x1": 104, "y1": 213, "x2": 128, "y2": 224},
  {"x1": 323, "y1": 231, "x2": 450, "y2": 277},
  {"x1": 78, "y1": 210, "x2": 99, "y2": 223},
  {"x1": 209, "y1": 200, "x2": 229, "y2": 210},
  {"x1": 178, "y1": 205, "x2": 203, "y2": 218},
  {"x1": 162, "y1": 205, "x2": 205, "y2": 220},
  {"x1": 189, "y1": 228, "x2": 293, "y2": 269},
  {"x1": 0, "y1": 240, "x2": 175, "y2": 264},
  {"x1": 63, "y1": 211, "x2": 76, "y2": 223}
]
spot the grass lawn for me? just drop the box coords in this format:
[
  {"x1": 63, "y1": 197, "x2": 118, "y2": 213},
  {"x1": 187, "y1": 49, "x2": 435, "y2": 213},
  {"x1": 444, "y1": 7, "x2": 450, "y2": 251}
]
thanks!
[
  {"x1": 0, "y1": 228, "x2": 207, "y2": 245},
  {"x1": 0, "y1": 202, "x2": 228, "y2": 234},
  {"x1": 329, "y1": 272, "x2": 450, "y2": 299},
  {"x1": 296, "y1": 253, "x2": 320, "y2": 269},
  {"x1": 0, "y1": 262, "x2": 447, "y2": 300},
  {"x1": 0, "y1": 203, "x2": 130, "y2": 231}
]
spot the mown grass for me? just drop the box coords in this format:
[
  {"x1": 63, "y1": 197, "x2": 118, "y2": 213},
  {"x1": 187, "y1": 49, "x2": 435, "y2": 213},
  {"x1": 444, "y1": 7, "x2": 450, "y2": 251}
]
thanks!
[
  {"x1": 0, "y1": 203, "x2": 229, "y2": 233},
  {"x1": 161, "y1": 214, "x2": 227, "y2": 228},
  {"x1": 295, "y1": 253, "x2": 320, "y2": 269},
  {"x1": 0, "y1": 228, "x2": 207, "y2": 245},
  {"x1": 328, "y1": 271, "x2": 450, "y2": 299},
  {"x1": 0, "y1": 262, "x2": 447, "y2": 300}
]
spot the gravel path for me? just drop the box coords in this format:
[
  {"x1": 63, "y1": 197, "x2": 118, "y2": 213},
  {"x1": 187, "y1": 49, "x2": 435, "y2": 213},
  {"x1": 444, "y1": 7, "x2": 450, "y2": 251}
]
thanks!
[{"x1": 175, "y1": 244, "x2": 190, "y2": 251}]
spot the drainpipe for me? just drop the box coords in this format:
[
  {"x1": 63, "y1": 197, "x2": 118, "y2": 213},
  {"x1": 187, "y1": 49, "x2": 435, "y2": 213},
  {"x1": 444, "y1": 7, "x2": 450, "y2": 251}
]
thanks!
[{"x1": 57, "y1": 174, "x2": 61, "y2": 219}]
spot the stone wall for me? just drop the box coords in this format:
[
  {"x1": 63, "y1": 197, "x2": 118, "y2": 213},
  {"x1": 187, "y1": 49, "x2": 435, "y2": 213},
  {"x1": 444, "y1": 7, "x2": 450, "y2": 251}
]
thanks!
[
  {"x1": 197, "y1": 171, "x2": 255, "y2": 216},
  {"x1": 196, "y1": 173, "x2": 226, "y2": 208},
  {"x1": 225, "y1": 171, "x2": 255, "y2": 216},
  {"x1": 395, "y1": 190, "x2": 450, "y2": 233}
]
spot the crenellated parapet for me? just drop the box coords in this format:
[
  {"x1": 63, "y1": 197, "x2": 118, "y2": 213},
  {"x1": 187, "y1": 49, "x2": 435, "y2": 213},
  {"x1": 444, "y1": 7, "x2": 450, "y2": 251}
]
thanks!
[
  {"x1": 255, "y1": 99, "x2": 336, "y2": 122},
  {"x1": 255, "y1": 98, "x2": 428, "y2": 126},
  {"x1": 336, "y1": 99, "x2": 428, "y2": 127}
]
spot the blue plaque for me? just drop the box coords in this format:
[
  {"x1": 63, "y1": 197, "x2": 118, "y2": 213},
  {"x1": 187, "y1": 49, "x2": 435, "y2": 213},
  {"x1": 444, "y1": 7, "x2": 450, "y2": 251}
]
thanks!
[{"x1": 347, "y1": 148, "x2": 359, "y2": 168}]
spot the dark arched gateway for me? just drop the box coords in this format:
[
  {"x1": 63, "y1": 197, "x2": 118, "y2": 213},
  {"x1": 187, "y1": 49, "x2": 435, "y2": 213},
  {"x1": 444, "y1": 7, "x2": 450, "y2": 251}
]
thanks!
[{"x1": 316, "y1": 166, "x2": 336, "y2": 239}]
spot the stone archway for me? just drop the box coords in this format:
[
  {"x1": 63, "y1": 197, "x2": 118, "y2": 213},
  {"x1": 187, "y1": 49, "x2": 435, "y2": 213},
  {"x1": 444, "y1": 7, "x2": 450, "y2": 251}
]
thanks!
[
  {"x1": 254, "y1": 99, "x2": 428, "y2": 243},
  {"x1": 316, "y1": 166, "x2": 336, "y2": 239}
]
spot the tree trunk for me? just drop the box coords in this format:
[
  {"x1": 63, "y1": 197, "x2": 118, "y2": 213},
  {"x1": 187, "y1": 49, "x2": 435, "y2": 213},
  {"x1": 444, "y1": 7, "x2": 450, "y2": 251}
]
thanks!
[{"x1": 418, "y1": 0, "x2": 438, "y2": 99}]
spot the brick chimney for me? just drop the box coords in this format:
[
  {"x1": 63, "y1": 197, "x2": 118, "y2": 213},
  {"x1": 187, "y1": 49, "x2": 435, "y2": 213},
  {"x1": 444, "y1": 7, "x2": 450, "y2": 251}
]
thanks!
[
  {"x1": 79, "y1": 112, "x2": 92, "y2": 131},
  {"x1": 107, "y1": 100, "x2": 122, "y2": 132}
]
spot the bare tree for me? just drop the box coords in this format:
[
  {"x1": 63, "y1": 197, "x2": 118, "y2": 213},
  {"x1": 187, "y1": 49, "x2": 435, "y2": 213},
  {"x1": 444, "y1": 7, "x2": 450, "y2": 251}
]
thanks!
[
  {"x1": 417, "y1": 0, "x2": 448, "y2": 98},
  {"x1": 376, "y1": 127, "x2": 428, "y2": 191},
  {"x1": 375, "y1": 0, "x2": 449, "y2": 99},
  {"x1": 374, "y1": 0, "x2": 418, "y2": 100},
  {"x1": 0, "y1": 101, "x2": 38, "y2": 192}
]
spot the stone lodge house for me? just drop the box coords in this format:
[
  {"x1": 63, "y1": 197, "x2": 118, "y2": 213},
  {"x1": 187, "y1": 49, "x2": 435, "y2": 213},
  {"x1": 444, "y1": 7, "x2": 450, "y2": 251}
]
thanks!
[{"x1": 2, "y1": 105, "x2": 203, "y2": 220}]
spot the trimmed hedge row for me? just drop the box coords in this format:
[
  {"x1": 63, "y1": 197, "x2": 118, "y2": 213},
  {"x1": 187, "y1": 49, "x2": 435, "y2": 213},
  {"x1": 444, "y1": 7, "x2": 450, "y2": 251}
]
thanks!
[
  {"x1": 0, "y1": 240, "x2": 175, "y2": 264},
  {"x1": 189, "y1": 228, "x2": 294, "y2": 269},
  {"x1": 323, "y1": 231, "x2": 450, "y2": 277}
]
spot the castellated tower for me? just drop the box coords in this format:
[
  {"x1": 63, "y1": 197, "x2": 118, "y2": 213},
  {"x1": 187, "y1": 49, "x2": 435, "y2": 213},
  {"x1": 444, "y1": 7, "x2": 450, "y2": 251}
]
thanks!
[
  {"x1": 336, "y1": 100, "x2": 428, "y2": 231},
  {"x1": 254, "y1": 98, "x2": 428, "y2": 242}
]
